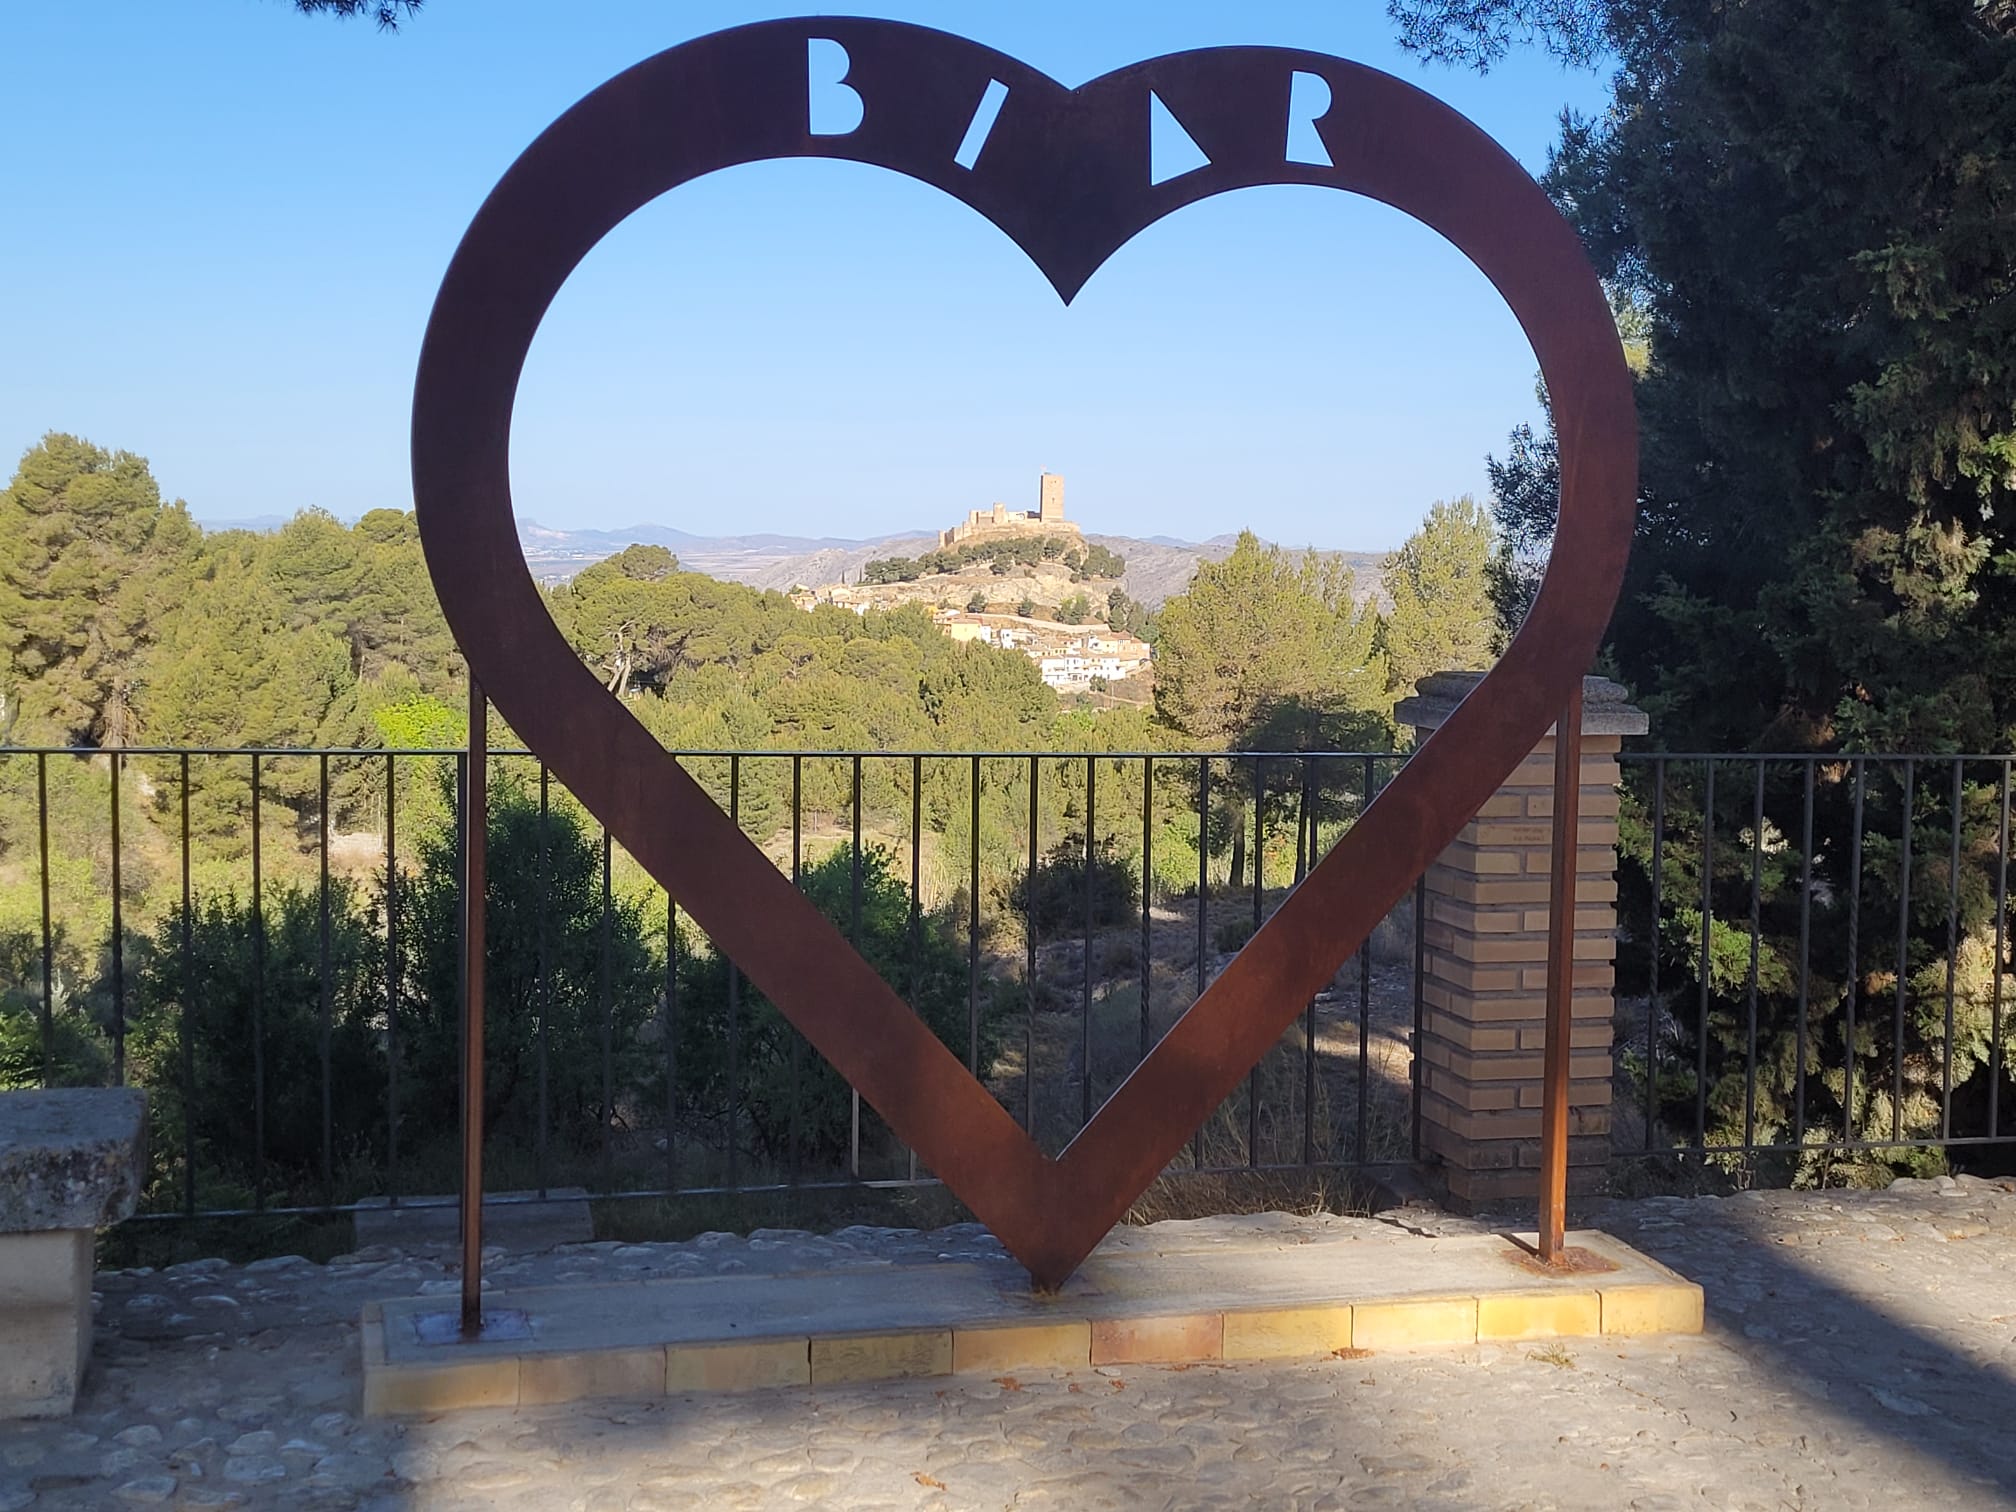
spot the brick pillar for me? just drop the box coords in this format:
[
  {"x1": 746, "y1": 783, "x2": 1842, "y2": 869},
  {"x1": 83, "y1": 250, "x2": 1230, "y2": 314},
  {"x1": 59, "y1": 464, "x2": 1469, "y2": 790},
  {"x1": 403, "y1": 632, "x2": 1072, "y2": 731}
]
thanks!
[{"x1": 1394, "y1": 672, "x2": 1648, "y2": 1210}]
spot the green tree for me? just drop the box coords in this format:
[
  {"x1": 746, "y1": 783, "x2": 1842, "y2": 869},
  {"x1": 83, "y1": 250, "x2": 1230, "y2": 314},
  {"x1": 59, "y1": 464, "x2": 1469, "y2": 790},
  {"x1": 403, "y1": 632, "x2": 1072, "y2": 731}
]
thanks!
[
  {"x1": 1154, "y1": 532, "x2": 1389, "y2": 748},
  {"x1": 1056, "y1": 592, "x2": 1091, "y2": 626},
  {"x1": 1404, "y1": 0, "x2": 2016, "y2": 1170},
  {"x1": 1379, "y1": 496, "x2": 1496, "y2": 696},
  {"x1": 396, "y1": 773, "x2": 659, "y2": 1160},
  {"x1": 0, "y1": 435, "x2": 199, "y2": 744},
  {"x1": 965, "y1": 590, "x2": 987, "y2": 614}
]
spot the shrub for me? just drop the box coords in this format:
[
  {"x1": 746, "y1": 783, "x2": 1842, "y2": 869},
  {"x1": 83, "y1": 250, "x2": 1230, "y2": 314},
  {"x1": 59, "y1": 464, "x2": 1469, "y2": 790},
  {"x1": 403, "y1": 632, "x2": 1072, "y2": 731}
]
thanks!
[
  {"x1": 670, "y1": 845, "x2": 999, "y2": 1170},
  {"x1": 1010, "y1": 836, "x2": 1137, "y2": 937},
  {"x1": 128, "y1": 881, "x2": 385, "y2": 1201}
]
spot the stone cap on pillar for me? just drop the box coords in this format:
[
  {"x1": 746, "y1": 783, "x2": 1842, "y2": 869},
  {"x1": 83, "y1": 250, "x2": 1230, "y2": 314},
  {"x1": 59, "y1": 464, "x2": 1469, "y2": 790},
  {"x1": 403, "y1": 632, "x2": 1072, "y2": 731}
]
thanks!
[
  {"x1": 0, "y1": 1088, "x2": 148, "y2": 1232},
  {"x1": 1394, "y1": 671, "x2": 1649, "y2": 738}
]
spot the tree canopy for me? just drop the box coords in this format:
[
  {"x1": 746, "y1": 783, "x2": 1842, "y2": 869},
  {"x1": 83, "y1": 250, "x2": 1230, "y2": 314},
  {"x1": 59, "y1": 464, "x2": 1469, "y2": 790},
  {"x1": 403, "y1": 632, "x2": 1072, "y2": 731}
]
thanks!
[{"x1": 1442, "y1": 0, "x2": 2016, "y2": 753}]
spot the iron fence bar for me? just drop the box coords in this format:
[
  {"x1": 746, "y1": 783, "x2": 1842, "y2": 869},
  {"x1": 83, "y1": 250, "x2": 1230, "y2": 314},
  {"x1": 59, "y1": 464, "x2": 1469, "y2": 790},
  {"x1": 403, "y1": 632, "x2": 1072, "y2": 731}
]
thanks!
[
  {"x1": 909, "y1": 753, "x2": 923, "y2": 1180},
  {"x1": 538, "y1": 764, "x2": 552, "y2": 1199},
  {"x1": 1026, "y1": 754, "x2": 1039, "y2": 1137},
  {"x1": 1845, "y1": 760, "x2": 1867, "y2": 1143},
  {"x1": 968, "y1": 755, "x2": 981, "y2": 1077},
  {"x1": 666, "y1": 888, "x2": 680, "y2": 1193},
  {"x1": 110, "y1": 749, "x2": 124, "y2": 1085},
  {"x1": 252, "y1": 752, "x2": 267, "y2": 1212},
  {"x1": 1943, "y1": 758, "x2": 1962, "y2": 1140},
  {"x1": 1744, "y1": 760, "x2": 1763, "y2": 1150},
  {"x1": 791, "y1": 753, "x2": 804, "y2": 1178},
  {"x1": 1538, "y1": 681, "x2": 1584, "y2": 1264},
  {"x1": 850, "y1": 754, "x2": 862, "y2": 1178},
  {"x1": 1359, "y1": 754, "x2": 1376, "y2": 1165},
  {"x1": 180, "y1": 753, "x2": 195, "y2": 1217},
  {"x1": 1082, "y1": 756, "x2": 1095, "y2": 1131},
  {"x1": 1249, "y1": 754, "x2": 1264, "y2": 1165},
  {"x1": 454, "y1": 753, "x2": 466, "y2": 1217},
  {"x1": 37, "y1": 753, "x2": 53, "y2": 1088},
  {"x1": 1411, "y1": 873, "x2": 1426, "y2": 1162},
  {"x1": 599, "y1": 825, "x2": 614, "y2": 1190},
  {"x1": 1693, "y1": 759, "x2": 1713, "y2": 1150},
  {"x1": 1894, "y1": 759, "x2": 1914, "y2": 1143},
  {"x1": 1194, "y1": 755, "x2": 1207, "y2": 1169},
  {"x1": 319, "y1": 753, "x2": 334, "y2": 1201},
  {"x1": 1996, "y1": 760, "x2": 2011, "y2": 1141},
  {"x1": 461, "y1": 686, "x2": 488, "y2": 1336},
  {"x1": 728, "y1": 756, "x2": 743, "y2": 1187},
  {"x1": 1795, "y1": 759, "x2": 1814, "y2": 1145},
  {"x1": 1140, "y1": 757, "x2": 1153, "y2": 1062},
  {"x1": 384, "y1": 754, "x2": 399, "y2": 1205},
  {"x1": 1646, "y1": 758, "x2": 1665, "y2": 1152},
  {"x1": 1297, "y1": 760, "x2": 1315, "y2": 1167}
]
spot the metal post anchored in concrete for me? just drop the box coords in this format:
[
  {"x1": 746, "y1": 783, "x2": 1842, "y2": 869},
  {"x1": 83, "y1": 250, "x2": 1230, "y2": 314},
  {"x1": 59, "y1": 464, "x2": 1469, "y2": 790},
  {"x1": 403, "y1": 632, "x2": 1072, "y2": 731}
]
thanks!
[
  {"x1": 462, "y1": 679, "x2": 487, "y2": 1335},
  {"x1": 1538, "y1": 682, "x2": 1584, "y2": 1264}
]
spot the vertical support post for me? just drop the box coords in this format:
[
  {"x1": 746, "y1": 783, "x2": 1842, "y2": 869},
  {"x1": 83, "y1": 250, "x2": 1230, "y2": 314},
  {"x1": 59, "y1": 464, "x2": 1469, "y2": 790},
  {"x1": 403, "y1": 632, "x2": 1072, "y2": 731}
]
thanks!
[
  {"x1": 1537, "y1": 682, "x2": 1583, "y2": 1265},
  {"x1": 461, "y1": 679, "x2": 488, "y2": 1337}
]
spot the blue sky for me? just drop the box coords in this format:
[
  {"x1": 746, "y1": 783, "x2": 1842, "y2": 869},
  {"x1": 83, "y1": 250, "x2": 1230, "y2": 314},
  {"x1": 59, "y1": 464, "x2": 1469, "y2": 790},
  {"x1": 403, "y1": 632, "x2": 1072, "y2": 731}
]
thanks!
[{"x1": 1, "y1": 2, "x2": 1607, "y2": 550}]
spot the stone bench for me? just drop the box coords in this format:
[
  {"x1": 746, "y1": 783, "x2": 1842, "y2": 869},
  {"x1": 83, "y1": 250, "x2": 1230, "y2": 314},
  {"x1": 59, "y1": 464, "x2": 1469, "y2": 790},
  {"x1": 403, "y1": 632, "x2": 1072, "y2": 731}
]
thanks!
[{"x1": 0, "y1": 1088, "x2": 148, "y2": 1417}]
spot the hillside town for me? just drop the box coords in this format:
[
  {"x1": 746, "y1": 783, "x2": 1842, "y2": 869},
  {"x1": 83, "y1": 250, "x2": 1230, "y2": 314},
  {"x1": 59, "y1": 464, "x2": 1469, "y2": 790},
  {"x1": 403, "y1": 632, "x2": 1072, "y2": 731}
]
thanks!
[{"x1": 789, "y1": 473, "x2": 1153, "y2": 691}]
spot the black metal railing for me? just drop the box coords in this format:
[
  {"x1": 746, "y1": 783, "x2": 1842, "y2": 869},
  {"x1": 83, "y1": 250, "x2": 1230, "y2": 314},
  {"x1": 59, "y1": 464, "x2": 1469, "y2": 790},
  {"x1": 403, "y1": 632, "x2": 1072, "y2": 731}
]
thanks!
[
  {"x1": 0, "y1": 745, "x2": 1419, "y2": 1223},
  {"x1": 1616, "y1": 753, "x2": 2016, "y2": 1182},
  {"x1": 12, "y1": 742, "x2": 2013, "y2": 1224}
]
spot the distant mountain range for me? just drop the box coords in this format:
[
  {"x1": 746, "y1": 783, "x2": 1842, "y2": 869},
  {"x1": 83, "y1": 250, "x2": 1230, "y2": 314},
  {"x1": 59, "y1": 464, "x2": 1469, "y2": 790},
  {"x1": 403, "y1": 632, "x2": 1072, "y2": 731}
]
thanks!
[
  {"x1": 193, "y1": 512, "x2": 1391, "y2": 610},
  {"x1": 513, "y1": 519, "x2": 1390, "y2": 610}
]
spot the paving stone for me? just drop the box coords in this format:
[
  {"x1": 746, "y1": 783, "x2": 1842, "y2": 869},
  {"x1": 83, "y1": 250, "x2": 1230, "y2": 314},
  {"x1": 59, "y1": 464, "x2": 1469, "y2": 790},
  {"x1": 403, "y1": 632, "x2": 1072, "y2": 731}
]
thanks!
[{"x1": 10, "y1": 1197, "x2": 2016, "y2": 1508}]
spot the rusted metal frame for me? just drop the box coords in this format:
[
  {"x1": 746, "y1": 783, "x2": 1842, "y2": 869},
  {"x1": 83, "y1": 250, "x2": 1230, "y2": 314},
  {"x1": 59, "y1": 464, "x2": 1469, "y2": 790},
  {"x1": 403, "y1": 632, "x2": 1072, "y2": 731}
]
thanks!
[
  {"x1": 1537, "y1": 683, "x2": 1583, "y2": 1266},
  {"x1": 410, "y1": 20, "x2": 1638, "y2": 1287},
  {"x1": 461, "y1": 681, "x2": 488, "y2": 1336}
]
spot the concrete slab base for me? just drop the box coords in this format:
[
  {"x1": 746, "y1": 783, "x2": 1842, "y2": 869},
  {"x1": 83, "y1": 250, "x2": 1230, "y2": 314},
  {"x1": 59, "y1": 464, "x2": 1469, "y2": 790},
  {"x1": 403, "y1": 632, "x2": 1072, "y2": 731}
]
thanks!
[
  {"x1": 351, "y1": 1188, "x2": 593, "y2": 1253},
  {"x1": 360, "y1": 1225, "x2": 1702, "y2": 1417}
]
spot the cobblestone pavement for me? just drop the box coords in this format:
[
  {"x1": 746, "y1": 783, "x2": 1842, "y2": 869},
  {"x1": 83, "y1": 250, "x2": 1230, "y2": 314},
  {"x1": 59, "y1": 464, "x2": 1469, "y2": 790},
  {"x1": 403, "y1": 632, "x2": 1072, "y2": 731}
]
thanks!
[{"x1": 5, "y1": 1176, "x2": 2016, "y2": 1510}]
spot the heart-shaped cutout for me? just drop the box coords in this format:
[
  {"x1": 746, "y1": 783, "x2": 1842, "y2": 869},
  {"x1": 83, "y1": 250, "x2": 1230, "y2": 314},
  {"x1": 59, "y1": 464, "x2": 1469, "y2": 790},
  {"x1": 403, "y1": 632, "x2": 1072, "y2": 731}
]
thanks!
[{"x1": 412, "y1": 18, "x2": 1636, "y2": 1289}]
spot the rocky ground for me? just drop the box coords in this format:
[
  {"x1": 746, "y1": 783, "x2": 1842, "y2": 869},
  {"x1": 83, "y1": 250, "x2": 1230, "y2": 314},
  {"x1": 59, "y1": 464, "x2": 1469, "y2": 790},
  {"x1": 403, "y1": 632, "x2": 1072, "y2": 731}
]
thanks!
[{"x1": 6, "y1": 1176, "x2": 2016, "y2": 1510}]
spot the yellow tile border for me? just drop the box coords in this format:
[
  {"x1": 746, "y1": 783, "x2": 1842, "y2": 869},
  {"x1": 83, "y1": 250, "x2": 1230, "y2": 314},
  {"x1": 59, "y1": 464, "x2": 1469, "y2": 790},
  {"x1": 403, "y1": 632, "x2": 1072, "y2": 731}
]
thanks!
[{"x1": 357, "y1": 1230, "x2": 1704, "y2": 1415}]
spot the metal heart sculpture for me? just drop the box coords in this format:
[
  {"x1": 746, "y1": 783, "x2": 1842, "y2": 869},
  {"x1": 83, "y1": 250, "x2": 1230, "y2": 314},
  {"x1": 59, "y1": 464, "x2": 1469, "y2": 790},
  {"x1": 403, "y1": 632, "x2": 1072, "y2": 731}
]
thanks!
[{"x1": 411, "y1": 17, "x2": 1636, "y2": 1289}]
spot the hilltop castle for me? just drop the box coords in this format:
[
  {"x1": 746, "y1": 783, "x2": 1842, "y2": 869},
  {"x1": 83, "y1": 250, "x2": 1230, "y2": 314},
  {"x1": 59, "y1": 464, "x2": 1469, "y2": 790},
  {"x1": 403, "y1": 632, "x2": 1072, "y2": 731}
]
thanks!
[{"x1": 938, "y1": 472, "x2": 1081, "y2": 549}]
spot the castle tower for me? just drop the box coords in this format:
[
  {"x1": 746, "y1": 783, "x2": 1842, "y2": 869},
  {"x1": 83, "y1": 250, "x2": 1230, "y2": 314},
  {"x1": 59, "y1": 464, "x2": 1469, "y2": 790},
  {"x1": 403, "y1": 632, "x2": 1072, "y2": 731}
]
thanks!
[{"x1": 1038, "y1": 472, "x2": 1065, "y2": 523}]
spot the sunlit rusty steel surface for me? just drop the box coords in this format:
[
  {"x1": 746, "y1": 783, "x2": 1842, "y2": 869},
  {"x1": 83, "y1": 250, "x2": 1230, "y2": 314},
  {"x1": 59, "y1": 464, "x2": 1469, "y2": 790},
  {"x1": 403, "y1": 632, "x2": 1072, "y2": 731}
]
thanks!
[{"x1": 411, "y1": 18, "x2": 1638, "y2": 1291}]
